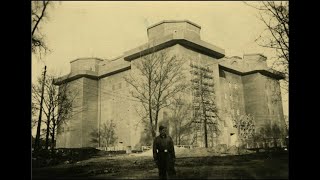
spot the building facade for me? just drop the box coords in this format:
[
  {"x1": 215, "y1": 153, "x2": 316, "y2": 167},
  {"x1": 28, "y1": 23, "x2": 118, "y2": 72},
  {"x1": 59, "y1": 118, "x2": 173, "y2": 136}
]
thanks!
[{"x1": 54, "y1": 20, "x2": 286, "y2": 150}]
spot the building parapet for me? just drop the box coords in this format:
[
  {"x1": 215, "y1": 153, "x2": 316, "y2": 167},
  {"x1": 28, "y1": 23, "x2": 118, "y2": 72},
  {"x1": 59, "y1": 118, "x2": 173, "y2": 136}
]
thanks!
[
  {"x1": 53, "y1": 65, "x2": 131, "y2": 85},
  {"x1": 218, "y1": 64, "x2": 285, "y2": 80},
  {"x1": 123, "y1": 33, "x2": 225, "y2": 61}
]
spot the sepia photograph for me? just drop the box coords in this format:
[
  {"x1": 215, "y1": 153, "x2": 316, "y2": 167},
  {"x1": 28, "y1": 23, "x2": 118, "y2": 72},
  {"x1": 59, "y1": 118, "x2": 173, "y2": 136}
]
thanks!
[{"x1": 32, "y1": 1, "x2": 289, "y2": 179}]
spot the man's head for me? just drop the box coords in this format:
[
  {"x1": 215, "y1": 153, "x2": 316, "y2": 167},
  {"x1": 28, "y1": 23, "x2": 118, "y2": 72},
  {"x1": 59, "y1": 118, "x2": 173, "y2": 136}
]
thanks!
[{"x1": 159, "y1": 125, "x2": 167, "y2": 137}]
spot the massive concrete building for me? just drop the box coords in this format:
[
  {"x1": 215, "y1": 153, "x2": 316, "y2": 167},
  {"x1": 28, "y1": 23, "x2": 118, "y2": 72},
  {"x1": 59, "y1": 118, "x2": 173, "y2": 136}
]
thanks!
[{"x1": 54, "y1": 20, "x2": 286, "y2": 150}]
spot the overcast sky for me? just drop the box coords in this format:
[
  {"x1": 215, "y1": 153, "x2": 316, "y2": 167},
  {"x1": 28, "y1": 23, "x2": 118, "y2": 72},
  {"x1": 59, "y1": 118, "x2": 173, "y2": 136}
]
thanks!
[{"x1": 32, "y1": 1, "x2": 288, "y2": 116}]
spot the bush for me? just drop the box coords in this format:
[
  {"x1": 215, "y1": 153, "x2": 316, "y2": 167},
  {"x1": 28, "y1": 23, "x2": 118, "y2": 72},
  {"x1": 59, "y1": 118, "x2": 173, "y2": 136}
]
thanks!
[
  {"x1": 32, "y1": 147, "x2": 104, "y2": 168},
  {"x1": 215, "y1": 144, "x2": 228, "y2": 154}
]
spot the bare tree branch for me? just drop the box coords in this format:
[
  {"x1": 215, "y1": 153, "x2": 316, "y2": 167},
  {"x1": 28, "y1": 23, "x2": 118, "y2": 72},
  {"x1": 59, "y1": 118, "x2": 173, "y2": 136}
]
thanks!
[
  {"x1": 32, "y1": 1, "x2": 49, "y2": 36},
  {"x1": 32, "y1": 1, "x2": 55, "y2": 56},
  {"x1": 124, "y1": 48, "x2": 187, "y2": 140},
  {"x1": 190, "y1": 64, "x2": 221, "y2": 148},
  {"x1": 245, "y1": 1, "x2": 289, "y2": 93}
]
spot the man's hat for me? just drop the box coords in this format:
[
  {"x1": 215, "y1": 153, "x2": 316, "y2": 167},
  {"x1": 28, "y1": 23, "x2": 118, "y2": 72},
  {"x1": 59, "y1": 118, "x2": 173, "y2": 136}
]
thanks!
[{"x1": 159, "y1": 125, "x2": 166, "y2": 131}]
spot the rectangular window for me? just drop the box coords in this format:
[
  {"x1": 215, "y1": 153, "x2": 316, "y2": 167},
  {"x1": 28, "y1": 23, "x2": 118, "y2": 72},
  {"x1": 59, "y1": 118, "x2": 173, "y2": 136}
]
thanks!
[{"x1": 118, "y1": 83, "x2": 122, "y2": 89}]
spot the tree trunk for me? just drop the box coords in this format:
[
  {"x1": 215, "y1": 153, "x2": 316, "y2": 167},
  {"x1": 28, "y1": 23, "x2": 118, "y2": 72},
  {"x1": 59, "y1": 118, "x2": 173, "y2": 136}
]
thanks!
[
  {"x1": 51, "y1": 106, "x2": 56, "y2": 152},
  {"x1": 274, "y1": 138, "x2": 277, "y2": 148},
  {"x1": 151, "y1": 128, "x2": 156, "y2": 139},
  {"x1": 50, "y1": 125, "x2": 56, "y2": 154},
  {"x1": 200, "y1": 71, "x2": 208, "y2": 148},
  {"x1": 51, "y1": 126, "x2": 55, "y2": 149},
  {"x1": 155, "y1": 108, "x2": 160, "y2": 136},
  {"x1": 45, "y1": 110, "x2": 51, "y2": 150},
  {"x1": 149, "y1": 104, "x2": 155, "y2": 139},
  {"x1": 175, "y1": 124, "x2": 178, "y2": 145},
  {"x1": 201, "y1": 100, "x2": 208, "y2": 148},
  {"x1": 237, "y1": 121, "x2": 241, "y2": 155},
  {"x1": 35, "y1": 66, "x2": 47, "y2": 151},
  {"x1": 178, "y1": 131, "x2": 181, "y2": 145},
  {"x1": 204, "y1": 118, "x2": 208, "y2": 148}
]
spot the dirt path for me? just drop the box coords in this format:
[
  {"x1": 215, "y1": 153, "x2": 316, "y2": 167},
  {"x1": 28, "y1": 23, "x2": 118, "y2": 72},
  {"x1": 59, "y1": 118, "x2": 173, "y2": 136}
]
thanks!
[{"x1": 32, "y1": 152, "x2": 288, "y2": 179}]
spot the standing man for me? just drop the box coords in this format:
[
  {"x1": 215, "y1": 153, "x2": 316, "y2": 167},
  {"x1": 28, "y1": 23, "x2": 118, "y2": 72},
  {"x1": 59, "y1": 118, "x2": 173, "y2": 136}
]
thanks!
[{"x1": 153, "y1": 125, "x2": 176, "y2": 179}]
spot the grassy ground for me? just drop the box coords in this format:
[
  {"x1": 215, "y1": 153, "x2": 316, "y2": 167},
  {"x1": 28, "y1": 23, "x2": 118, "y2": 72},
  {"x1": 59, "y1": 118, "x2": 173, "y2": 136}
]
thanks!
[{"x1": 32, "y1": 151, "x2": 288, "y2": 179}]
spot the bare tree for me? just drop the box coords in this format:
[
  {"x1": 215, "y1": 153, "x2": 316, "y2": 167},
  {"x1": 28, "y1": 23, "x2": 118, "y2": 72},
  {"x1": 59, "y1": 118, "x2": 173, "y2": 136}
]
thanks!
[
  {"x1": 32, "y1": 1, "x2": 51, "y2": 56},
  {"x1": 32, "y1": 75, "x2": 51, "y2": 150},
  {"x1": 90, "y1": 130, "x2": 99, "y2": 145},
  {"x1": 168, "y1": 96, "x2": 193, "y2": 145},
  {"x1": 258, "y1": 122, "x2": 286, "y2": 149},
  {"x1": 50, "y1": 81, "x2": 77, "y2": 150},
  {"x1": 101, "y1": 120, "x2": 117, "y2": 148},
  {"x1": 124, "y1": 48, "x2": 187, "y2": 140},
  {"x1": 90, "y1": 120, "x2": 117, "y2": 148},
  {"x1": 32, "y1": 73, "x2": 78, "y2": 150},
  {"x1": 190, "y1": 63, "x2": 221, "y2": 148},
  {"x1": 231, "y1": 113, "x2": 255, "y2": 153},
  {"x1": 244, "y1": 1, "x2": 289, "y2": 92}
]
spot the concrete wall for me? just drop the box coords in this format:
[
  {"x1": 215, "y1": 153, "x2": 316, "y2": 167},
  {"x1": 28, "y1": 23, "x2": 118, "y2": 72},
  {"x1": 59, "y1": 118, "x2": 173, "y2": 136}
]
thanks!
[
  {"x1": 71, "y1": 58, "x2": 102, "y2": 73},
  {"x1": 242, "y1": 73, "x2": 268, "y2": 130},
  {"x1": 218, "y1": 69, "x2": 246, "y2": 147},
  {"x1": 260, "y1": 75, "x2": 286, "y2": 130},
  {"x1": 242, "y1": 73, "x2": 286, "y2": 135},
  {"x1": 148, "y1": 21, "x2": 201, "y2": 41},
  {"x1": 56, "y1": 55, "x2": 286, "y2": 149},
  {"x1": 175, "y1": 44, "x2": 225, "y2": 147},
  {"x1": 55, "y1": 51, "x2": 286, "y2": 150},
  {"x1": 82, "y1": 78, "x2": 99, "y2": 147},
  {"x1": 127, "y1": 44, "x2": 199, "y2": 147},
  {"x1": 55, "y1": 77, "x2": 99, "y2": 148},
  {"x1": 186, "y1": 22, "x2": 201, "y2": 40},
  {"x1": 56, "y1": 78, "x2": 84, "y2": 148},
  {"x1": 148, "y1": 23, "x2": 165, "y2": 41},
  {"x1": 99, "y1": 70, "x2": 137, "y2": 150}
]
